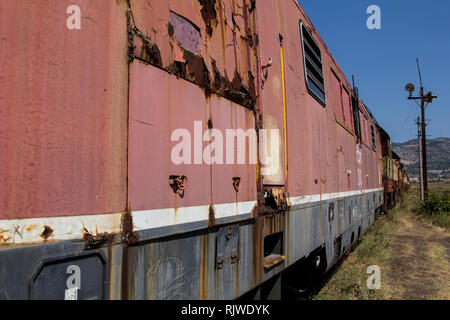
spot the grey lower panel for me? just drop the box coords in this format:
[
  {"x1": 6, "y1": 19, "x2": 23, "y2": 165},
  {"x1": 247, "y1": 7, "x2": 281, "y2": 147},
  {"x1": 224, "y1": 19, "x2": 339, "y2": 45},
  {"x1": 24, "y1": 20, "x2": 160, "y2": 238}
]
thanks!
[
  {"x1": 0, "y1": 190, "x2": 383, "y2": 300},
  {"x1": 286, "y1": 190, "x2": 384, "y2": 271},
  {"x1": 133, "y1": 213, "x2": 253, "y2": 243}
]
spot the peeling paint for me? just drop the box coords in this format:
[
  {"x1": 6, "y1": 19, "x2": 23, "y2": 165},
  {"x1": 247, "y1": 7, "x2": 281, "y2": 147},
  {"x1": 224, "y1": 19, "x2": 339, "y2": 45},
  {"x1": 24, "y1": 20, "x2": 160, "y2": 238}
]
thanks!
[
  {"x1": 198, "y1": 0, "x2": 218, "y2": 36},
  {"x1": 83, "y1": 228, "x2": 114, "y2": 250},
  {"x1": 211, "y1": 59, "x2": 255, "y2": 108},
  {"x1": 127, "y1": 2, "x2": 256, "y2": 109}
]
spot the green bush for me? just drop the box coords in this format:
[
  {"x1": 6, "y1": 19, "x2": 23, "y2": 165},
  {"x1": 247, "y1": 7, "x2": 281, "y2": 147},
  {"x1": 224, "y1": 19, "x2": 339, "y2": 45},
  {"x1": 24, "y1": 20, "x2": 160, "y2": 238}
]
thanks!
[
  {"x1": 417, "y1": 191, "x2": 450, "y2": 228},
  {"x1": 420, "y1": 192, "x2": 450, "y2": 215}
]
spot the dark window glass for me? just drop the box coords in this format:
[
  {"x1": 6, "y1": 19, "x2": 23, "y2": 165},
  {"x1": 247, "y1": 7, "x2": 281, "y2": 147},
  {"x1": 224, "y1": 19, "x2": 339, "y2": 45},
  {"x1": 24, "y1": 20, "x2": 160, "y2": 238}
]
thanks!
[{"x1": 352, "y1": 93, "x2": 362, "y2": 141}]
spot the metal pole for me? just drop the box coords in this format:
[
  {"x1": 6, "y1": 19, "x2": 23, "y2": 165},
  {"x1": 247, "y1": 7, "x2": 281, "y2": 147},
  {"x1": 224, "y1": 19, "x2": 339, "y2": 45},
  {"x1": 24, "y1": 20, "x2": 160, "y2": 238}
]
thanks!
[
  {"x1": 407, "y1": 59, "x2": 436, "y2": 201},
  {"x1": 420, "y1": 86, "x2": 428, "y2": 199},
  {"x1": 416, "y1": 117, "x2": 424, "y2": 201}
]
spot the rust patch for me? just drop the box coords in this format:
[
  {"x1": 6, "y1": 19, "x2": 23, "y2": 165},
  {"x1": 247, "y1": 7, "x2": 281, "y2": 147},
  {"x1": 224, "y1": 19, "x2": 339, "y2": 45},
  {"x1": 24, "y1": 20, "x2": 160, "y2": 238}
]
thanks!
[
  {"x1": 208, "y1": 205, "x2": 216, "y2": 227},
  {"x1": 127, "y1": 9, "x2": 162, "y2": 67},
  {"x1": 231, "y1": 71, "x2": 244, "y2": 92},
  {"x1": 183, "y1": 50, "x2": 212, "y2": 95},
  {"x1": 0, "y1": 233, "x2": 12, "y2": 243},
  {"x1": 198, "y1": 0, "x2": 218, "y2": 36},
  {"x1": 40, "y1": 226, "x2": 53, "y2": 240},
  {"x1": 83, "y1": 228, "x2": 114, "y2": 250},
  {"x1": 168, "y1": 22, "x2": 174, "y2": 38},
  {"x1": 270, "y1": 187, "x2": 287, "y2": 209},
  {"x1": 0, "y1": 228, "x2": 12, "y2": 243},
  {"x1": 126, "y1": 9, "x2": 135, "y2": 62},
  {"x1": 138, "y1": 34, "x2": 162, "y2": 67},
  {"x1": 121, "y1": 209, "x2": 137, "y2": 245},
  {"x1": 168, "y1": 49, "x2": 212, "y2": 97},
  {"x1": 247, "y1": 71, "x2": 256, "y2": 100},
  {"x1": 263, "y1": 254, "x2": 285, "y2": 271},
  {"x1": 231, "y1": 71, "x2": 254, "y2": 105},
  {"x1": 199, "y1": 233, "x2": 209, "y2": 299},
  {"x1": 168, "y1": 60, "x2": 187, "y2": 78},
  {"x1": 169, "y1": 175, "x2": 188, "y2": 198},
  {"x1": 211, "y1": 59, "x2": 229, "y2": 92},
  {"x1": 252, "y1": 216, "x2": 264, "y2": 285},
  {"x1": 234, "y1": 252, "x2": 240, "y2": 297},
  {"x1": 211, "y1": 60, "x2": 255, "y2": 109},
  {"x1": 264, "y1": 213, "x2": 284, "y2": 236},
  {"x1": 232, "y1": 177, "x2": 241, "y2": 192},
  {"x1": 249, "y1": 0, "x2": 256, "y2": 12},
  {"x1": 25, "y1": 224, "x2": 37, "y2": 233},
  {"x1": 257, "y1": 186, "x2": 288, "y2": 216},
  {"x1": 253, "y1": 33, "x2": 259, "y2": 47}
]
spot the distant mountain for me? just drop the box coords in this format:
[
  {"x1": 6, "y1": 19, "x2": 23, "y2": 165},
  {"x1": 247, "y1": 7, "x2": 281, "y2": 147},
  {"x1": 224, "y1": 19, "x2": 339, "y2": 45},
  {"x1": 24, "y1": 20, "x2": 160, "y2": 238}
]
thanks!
[{"x1": 392, "y1": 137, "x2": 450, "y2": 179}]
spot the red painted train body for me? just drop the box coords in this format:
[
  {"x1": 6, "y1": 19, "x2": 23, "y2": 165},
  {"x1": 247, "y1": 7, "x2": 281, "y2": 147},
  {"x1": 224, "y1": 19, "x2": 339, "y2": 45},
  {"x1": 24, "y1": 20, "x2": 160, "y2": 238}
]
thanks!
[{"x1": 0, "y1": 0, "x2": 406, "y2": 299}]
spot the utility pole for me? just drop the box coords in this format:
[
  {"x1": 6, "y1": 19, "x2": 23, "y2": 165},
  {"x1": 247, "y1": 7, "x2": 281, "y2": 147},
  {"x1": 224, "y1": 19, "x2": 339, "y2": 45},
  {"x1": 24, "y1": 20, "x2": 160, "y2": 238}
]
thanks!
[
  {"x1": 405, "y1": 58, "x2": 437, "y2": 200},
  {"x1": 416, "y1": 117, "x2": 424, "y2": 201},
  {"x1": 419, "y1": 84, "x2": 428, "y2": 198}
]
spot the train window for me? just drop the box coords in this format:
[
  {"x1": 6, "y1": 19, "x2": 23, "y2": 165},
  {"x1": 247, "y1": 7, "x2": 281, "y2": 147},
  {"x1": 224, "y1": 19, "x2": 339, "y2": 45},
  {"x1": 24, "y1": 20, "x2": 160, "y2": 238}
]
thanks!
[
  {"x1": 371, "y1": 124, "x2": 377, "y2": 151},
  {"x1": 300, "y1": 21, "x2": 326, "y2": 106},
  {"x1": 352, "y1": 94, "x2": 362, "y2": 141},
  {"x1": 366, "y1": 118, "x2": 370, "y2": 145},
  {"x1": 362, "y1": 113, "x2": 370, "y2": 146},
  {"x1": 366, "y1": 118, "x2": 370, "y2": 146},
  {"x1": 359, "y1": 110, "x2": 366, "y2": 143},
  {"x1": 331, "y1": 71, "x2": 344, "y2": 122},
  {"x1": 342, "y1": 87, "x2": 354, "y2": 131}
]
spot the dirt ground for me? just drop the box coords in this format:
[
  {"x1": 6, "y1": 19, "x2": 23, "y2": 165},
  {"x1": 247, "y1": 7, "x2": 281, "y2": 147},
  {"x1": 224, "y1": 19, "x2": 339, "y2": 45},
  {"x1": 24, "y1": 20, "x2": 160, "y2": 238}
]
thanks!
[
  {"x1": 309, "y1": 184, "x2": 450, "y2": 300},
  {"x1": 383, "y1": 201, "x2": 450, "y2": 299}
]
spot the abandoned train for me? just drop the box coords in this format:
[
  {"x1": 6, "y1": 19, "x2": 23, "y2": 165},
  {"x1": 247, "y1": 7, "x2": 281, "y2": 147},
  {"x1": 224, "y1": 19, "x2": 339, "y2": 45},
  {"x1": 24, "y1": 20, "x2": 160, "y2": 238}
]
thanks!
[{"x1": 0, "y1": 0, "x2": 408, "y2": 300}]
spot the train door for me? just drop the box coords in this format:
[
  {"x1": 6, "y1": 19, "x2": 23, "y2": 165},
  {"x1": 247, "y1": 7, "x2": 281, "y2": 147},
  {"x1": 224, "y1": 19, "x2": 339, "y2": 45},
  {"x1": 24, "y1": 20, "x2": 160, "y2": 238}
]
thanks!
[{"x1": 255, "y1": 0, "x2": 287, "y2": 204}]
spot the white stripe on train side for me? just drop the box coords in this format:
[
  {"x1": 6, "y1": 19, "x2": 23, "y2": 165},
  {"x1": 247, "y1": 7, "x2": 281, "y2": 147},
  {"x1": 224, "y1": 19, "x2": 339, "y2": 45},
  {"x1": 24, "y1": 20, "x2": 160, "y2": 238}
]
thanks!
[{"x1": 0, "y1": 188, "x2": 383, "y2": 244}]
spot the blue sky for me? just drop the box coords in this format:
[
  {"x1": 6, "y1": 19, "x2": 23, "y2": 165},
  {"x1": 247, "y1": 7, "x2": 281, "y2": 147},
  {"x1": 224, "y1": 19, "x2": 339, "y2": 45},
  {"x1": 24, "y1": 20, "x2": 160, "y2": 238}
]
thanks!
[{"x1": 298, "y1": 0, "x2": 450, "y2": 142}]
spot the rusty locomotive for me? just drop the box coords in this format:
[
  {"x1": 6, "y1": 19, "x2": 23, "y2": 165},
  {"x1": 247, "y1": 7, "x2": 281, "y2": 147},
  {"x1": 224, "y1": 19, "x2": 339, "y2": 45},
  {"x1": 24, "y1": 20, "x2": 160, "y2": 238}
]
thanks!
[{"x1": 0, "y1": 0, "x2": 407, "y2": 300}]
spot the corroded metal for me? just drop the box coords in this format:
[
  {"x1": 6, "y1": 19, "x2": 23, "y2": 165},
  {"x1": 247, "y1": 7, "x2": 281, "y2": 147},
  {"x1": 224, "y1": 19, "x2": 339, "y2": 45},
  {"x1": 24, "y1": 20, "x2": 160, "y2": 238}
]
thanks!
[{"x1": 0, "y1": 0, "x2": 404, "y2": 301}]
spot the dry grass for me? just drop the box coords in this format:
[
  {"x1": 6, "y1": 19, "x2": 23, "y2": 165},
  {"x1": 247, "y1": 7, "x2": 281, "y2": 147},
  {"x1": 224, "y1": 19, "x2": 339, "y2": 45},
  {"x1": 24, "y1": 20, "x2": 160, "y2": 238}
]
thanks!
[{"x1": 310, "y1": 185, "x2": 450, "y2": 300}]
